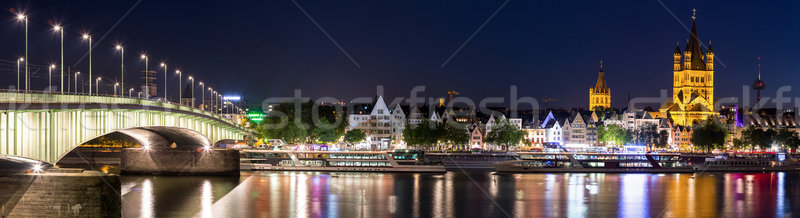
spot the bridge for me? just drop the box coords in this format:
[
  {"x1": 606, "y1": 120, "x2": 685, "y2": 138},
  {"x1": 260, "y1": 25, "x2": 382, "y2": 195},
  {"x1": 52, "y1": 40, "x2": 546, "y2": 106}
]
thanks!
[{"x1": 0, "y1": 91, "x2": 250, "y2": 164}]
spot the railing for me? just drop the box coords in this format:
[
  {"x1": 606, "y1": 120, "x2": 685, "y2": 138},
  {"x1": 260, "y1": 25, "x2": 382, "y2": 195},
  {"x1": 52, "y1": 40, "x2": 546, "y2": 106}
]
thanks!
[{"x1": 0, "y1": 90, "x2": 245, "y2": 129}]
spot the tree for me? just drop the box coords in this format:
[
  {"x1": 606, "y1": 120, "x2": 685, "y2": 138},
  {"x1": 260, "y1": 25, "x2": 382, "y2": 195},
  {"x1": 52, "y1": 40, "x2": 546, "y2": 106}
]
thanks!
[
  {"x1": 484, "y1": 118, "x2": 525, "y2": 150},
  {"x1": 256, "y1": 99, "x2": 347, "y2": 144},
  {"x1": 312, "y1": 117, "x2": 338, "y2": 144},
  {"x1": 343, "y1": 129, "x2": 366, "y2": 145},
  {"x1": 441, "y1": 123, "x2": 470, "y2": 149},
  {"x1": 632, "y1": 124, "x2": 668, "y2": 150},
  {"x1": 598, "y1": 124, "x2": 631, "y2": 146},
  {"x1": 690, "y1": 117, "x2": 728, "y2": 152},
  {"x1": 403, "y1": 120, "x2": 442, "y2": 149}
]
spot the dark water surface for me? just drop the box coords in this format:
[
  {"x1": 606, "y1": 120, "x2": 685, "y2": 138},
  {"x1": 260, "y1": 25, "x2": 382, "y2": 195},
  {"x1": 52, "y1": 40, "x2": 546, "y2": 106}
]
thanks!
[{"x1": 120, "y1": 171, "x2": 800, "y2": 217}]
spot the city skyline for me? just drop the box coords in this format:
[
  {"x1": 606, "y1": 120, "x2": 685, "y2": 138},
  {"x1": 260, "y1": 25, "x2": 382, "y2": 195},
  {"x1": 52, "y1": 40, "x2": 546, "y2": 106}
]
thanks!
[{"x1": 0, "y1": 1, "x2": 798, "y2": 108}]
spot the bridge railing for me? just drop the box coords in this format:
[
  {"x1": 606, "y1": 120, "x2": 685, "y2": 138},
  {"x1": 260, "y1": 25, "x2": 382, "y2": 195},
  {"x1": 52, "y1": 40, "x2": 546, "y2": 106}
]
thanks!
[{"x1": 0, "y1": 90, "x2": 244, "y2": 129}]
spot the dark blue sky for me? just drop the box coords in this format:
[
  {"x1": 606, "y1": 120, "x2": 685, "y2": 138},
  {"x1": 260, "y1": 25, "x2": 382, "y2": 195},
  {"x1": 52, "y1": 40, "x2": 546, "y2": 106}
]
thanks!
[{"x1": 1, "y1": 0, "x2": 798, "y2": 108}]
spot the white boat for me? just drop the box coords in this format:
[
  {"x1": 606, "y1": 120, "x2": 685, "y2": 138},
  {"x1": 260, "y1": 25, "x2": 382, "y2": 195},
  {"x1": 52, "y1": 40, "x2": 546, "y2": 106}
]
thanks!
[
  {"x1": 240, "y1": 149, "x2": 446, "y2": 173},
  {"x1": 494, "y1": 152, "x2": 693, "y2": 173},
  {"x1": 692, "y1": 152, "x2": 800, "y2": 172}
]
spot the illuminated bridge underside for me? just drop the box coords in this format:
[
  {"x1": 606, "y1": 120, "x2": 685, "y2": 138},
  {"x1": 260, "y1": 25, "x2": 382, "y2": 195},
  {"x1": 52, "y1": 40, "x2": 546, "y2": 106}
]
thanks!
[
  {"x1": 115, "y1": 127, "x2": 211, "y2": 150},
  {"x1": 0, "y1": 93, "x2": 249, "y2": 164}
]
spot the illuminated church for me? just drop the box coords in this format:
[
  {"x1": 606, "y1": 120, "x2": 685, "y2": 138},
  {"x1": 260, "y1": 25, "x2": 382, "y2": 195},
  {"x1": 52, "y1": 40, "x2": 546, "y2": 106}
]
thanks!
[
  {"x1": 589, "y1": 61, "x2": 610, "y2": 111},
  {"x1": 659, "y1": 10, "x2": 718, "y2": 126}
]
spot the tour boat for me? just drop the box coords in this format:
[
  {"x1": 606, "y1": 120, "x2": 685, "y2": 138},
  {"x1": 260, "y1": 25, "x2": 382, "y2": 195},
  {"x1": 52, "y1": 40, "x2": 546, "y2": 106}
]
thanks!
[
  {"x1": 240, "y1": 149, "x2": 446, "y2": 173},
  {"x1": 494, "y1": 152, "x2": 693, "y2": 173},
  {"x1": 692, "y1": 152, "x2": 800, "y2": 172}
]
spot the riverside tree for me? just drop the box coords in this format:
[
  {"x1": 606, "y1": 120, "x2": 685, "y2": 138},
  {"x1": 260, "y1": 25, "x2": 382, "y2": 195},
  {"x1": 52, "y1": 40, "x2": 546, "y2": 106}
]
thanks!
[
  {"x1": 484, "y1": 118, "x2": 524, "y2": 151},
  {"x1": 598, "y1": 124, "x2": 632, "y2": 147},
  {"x1": 343, "y1": 129, "x2": 366, "y2": 146},
  {"x1": 690, "y1": 117, "x2": 728, "y2": 152}
]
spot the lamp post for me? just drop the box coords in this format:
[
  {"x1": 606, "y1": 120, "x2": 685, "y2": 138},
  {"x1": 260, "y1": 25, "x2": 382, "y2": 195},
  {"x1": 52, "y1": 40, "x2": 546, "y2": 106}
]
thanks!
[
  {"x1": 160, "y1": 63, "x2": 167, "y2": 101},
  {"x1": 175, "y1": 70, "x2": 182, "y2": 101},
  {"x1": 129, "y1": 88, "x2": 134, "y2": 98},
  {"x1": 115, "y1": 45, "x2": 124, "y2": 96},
  {"x1": 218, "y1": 94, "x2": 222, "y2": 114},
  {"x1": 95, "y1": 77, "x2": 101, "y2": 95},
  {"x1": 16, "y1": 58, "x2": 23, "y2": 91},
  {"x1": 82, "y1": 34, "x2": 93, "y2": 95},
  {"x1": 74, "y1": 72, "x2": 80, "y2": 94},
  {"x1": 199, "y1": 82, "x2": 205, "y2": 110},
  {"x1": 208, "y1": 87, "x2": 213, "y2": 112},
  {"x1": 53, "y1": 25, "x2": 64, "y2": 94},
  {"x1": 48, "y1": 65, "x2": 56, "y2": 92},
  {"x1": 140, "y1": 55, "x2": 148, "y2": 99},
  {"x1": 114, "y1": 83, "x2": 119, "y2": 96},
  {"x1": 188, "y1": 76, "x2": 194, "y2": 107},
  {"x1": 17, "y1": 14, "x2": 28, "y2": 93}
]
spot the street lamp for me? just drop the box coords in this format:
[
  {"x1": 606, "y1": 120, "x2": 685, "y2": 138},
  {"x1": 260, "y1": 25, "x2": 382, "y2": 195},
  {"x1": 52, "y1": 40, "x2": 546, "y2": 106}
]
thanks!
[
  {"x1": 95, "y1": 77, "x2": 101, "y2": 95},
  {"x1": 129, "y1": 88, "x2": 134, "y2": 98},
  {"x1": 115, "y1": 45, "x2": 124, "y2": 96},
  {"x1": 83, "y1": 34, "x2": 93, "y2": 95},
  {"x1": 48, "y1": 64, "x2": 56, "y2": 92},
  {"x1": 17, "y1": 13, "x2": 28, "y2": 93},
  {"x1": 188, "y1": 76, "x2": 194, "y2": 107},
  {"x1": 160, "y1": 63, "x2": 167, "y2": 101},
  {"x1": 16, "y1": 58, "x2": 23, "y2": 91},
  {"x1": 140, "y1": 54, "x2": 148, "y2": 99},
  {"x1": 53, "y1": 25, "x2": 64, "y2": 94},
  {"x1": 208, "y1": 87, "x2": 213, "y2": 111},
  {"x1": 114, "y1": 83, "x2": 119, "y2": 96},
  {"x1": 175, "y1": 70, "x2": 182, "y2": 102},
  {"x1": 199, "y1": 82, "x2": 205, "y2": 109},
  {"x1": 74, "y1": 72, "x2": 80, "y2": 94}
]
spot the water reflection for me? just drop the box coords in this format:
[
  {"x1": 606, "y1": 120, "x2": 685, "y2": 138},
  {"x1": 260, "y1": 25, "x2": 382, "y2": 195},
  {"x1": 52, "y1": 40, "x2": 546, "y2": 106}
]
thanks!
[
  {"x1": 117, "y1": 172, "x2": 800, "y2": 217},
  {"x1": 120, "y1": 176, "x2": 240, "y2": 217}
]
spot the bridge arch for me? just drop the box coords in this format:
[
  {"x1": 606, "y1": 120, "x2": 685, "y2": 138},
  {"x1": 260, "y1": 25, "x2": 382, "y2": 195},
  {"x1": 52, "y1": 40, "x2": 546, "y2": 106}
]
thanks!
[{"x1": 0, "y1": 92, "x2": 251, "y2": 164}]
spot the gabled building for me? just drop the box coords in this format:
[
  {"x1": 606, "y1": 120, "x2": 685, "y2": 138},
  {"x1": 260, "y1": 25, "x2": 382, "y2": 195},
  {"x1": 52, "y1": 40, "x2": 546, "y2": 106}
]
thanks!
[
  {"x1": 407, "y1": 105, "x2": 424, "y2": 125},
  {"x1": 390, "y1": 104, "x2": 407, "y2": 147},
  {"x1": 672, "y1": 126, "x2": 693, "y2": 149},
  {"x1": 563, "y1": 112, "x2": 597, "y2": 146},
  {"x1": 469, "y1": 124, "x2": 484, "y2": 149}
]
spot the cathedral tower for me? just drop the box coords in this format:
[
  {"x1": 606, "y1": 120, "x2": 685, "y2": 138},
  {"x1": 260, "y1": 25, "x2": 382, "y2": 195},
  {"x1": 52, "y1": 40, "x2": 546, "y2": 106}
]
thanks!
[
  {"x1": 589, "y1": 61, "x2": 610, "y2": 110},
  {"x1": 660, "y1": 9, "x2": 718, "y2": 126}
]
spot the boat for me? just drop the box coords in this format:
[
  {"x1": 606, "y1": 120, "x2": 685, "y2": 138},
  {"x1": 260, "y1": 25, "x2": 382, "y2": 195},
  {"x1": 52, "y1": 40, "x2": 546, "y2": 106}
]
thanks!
[
  {"x1": 692, "y1": 152, "x2": 800, "y2": 172},
  {"x1": 494, "y1": 152, "x2": 693, "y2": 173},
  {"x1": 240, "y1": 149, "x2": 446, "y2": 173}
]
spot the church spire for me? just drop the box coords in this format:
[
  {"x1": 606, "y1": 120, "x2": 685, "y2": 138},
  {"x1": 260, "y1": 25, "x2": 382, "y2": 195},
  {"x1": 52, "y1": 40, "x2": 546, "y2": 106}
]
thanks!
[
  {"x1": 593, "y1": 61, "x2": 607, "y2": 93},
  {"x1": 599, "y1": 60, "x2": 603, "y2": 72},
  {"x1": 684, "y1": 9, "x2": 705, "y2": 70}
]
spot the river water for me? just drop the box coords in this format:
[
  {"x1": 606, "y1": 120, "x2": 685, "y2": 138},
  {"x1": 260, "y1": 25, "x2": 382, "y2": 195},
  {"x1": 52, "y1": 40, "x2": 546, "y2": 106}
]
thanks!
[{"x1": 119, "y1": 171, "x2": 800, "y2": 217}]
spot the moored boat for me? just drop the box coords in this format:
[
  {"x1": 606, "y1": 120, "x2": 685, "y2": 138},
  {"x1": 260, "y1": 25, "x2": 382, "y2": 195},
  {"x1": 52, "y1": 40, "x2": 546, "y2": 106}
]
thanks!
[
  {"x1": 494, "y1": 152, "x2": 693, "y2": 173},
  {"x1": 692, "y1": 152, "x2": 800, "y2": 172},
  {"x1": 240, "y1": 149, "x2": 446, "y2": 173}
]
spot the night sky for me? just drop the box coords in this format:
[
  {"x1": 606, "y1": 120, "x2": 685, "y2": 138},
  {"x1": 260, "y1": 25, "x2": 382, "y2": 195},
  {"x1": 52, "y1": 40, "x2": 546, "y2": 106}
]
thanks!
[{"x1": 1, "y1": 0, "x2": 799, "y2": 109}]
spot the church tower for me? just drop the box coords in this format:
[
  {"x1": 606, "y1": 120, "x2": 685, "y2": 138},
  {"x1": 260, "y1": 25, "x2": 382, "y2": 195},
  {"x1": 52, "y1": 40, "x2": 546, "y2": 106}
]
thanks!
[
  {"x1": 589, "y1": 61, "x2": 610, "y2": 111},
  {"x1": 660, "y1": 9, "x2": 718, "y2": 126}
]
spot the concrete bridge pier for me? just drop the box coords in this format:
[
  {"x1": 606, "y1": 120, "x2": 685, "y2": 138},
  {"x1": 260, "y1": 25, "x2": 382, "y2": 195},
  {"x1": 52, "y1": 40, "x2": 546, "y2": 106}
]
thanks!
[{"x1": 121, "y1": 147, "x2": 239, "y2": 175}]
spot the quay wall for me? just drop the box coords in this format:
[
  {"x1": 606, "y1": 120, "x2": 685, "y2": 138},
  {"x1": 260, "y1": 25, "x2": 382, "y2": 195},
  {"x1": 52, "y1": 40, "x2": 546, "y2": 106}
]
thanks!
[{"x1": 0, "y1": 170, "x2": 121, "y2": 217}]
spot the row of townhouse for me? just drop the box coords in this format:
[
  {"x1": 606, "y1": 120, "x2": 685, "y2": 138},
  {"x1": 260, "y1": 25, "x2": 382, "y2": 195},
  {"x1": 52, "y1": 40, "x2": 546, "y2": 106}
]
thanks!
[{"x1": 345, "y1": 96, "x2": 697, "y2": 150}]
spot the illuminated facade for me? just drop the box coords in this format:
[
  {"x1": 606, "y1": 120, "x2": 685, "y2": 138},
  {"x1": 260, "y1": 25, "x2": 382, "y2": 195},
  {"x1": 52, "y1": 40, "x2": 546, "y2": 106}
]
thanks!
[
  {"x1": 659, "y1": 13, "x2": 717, "y2": 126},
  {"x1": 589, "y1": 62, "x2": 610, "y2": 110}
]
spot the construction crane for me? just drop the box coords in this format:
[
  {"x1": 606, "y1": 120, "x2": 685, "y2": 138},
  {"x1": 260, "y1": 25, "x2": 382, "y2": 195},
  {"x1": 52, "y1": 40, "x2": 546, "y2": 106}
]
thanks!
[
  {"x1": 447, "y1": 90, "x2": 460, "y2": 101},
  {"x1": 542, "y1": 96, "x2": 559, "y2": 109}
]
